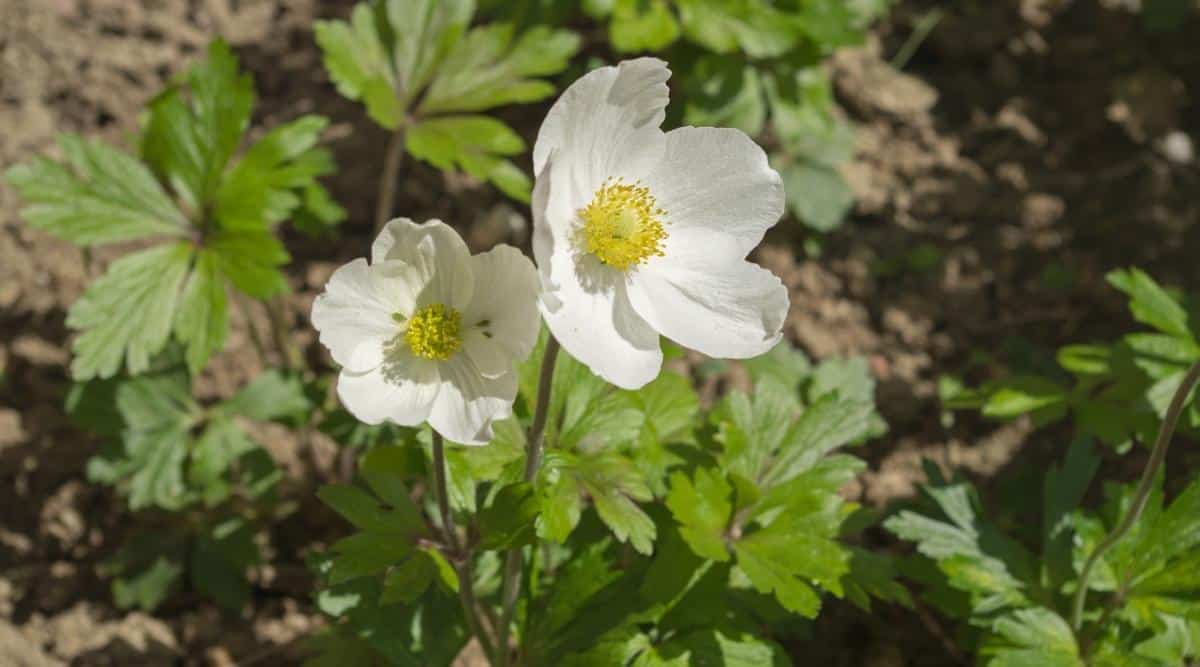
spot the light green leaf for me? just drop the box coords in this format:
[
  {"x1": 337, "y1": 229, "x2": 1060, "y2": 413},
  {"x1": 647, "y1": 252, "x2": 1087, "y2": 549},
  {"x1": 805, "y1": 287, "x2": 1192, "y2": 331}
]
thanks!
[
  {"x1": 675, "y1": 0, "x2": 803, "y2": 58},
  {"x1": 206, "y1": 229, "x2": 290, "y2": 299},
  {"x1": 6, "y1": 134, "x2": 186, "y2": 245},
  {"x1": 1057, "y1": 344, "x2": 1113, "y2": 376},
  {"x1": 222, "y1": 370, "x2": 311, "y2": 422},
  {"x1": 638, "y1": 629, "x2": 789, "y2": 666},
  {"x1": 314, "y1": 4, "x2": 402, "y2": 129},
  {"x1": 1107, "y1": 268, "x2": 1193, "y2": 341},
  {"x1": 67, "y1": 243, "x2": 193, "y2": 380},
  {"x1": 576, "y1": 454, "x2": 657, "y2": 555},
  {"x1": 983, "y1": 375, "x2": 1069, "y2": 419},
  {"x1": 173, "y1": 249, "x2": 228, "y2": 375},
  {"x1": 743, "y1": 340, "x2": 811, "y2": 390},
  {"x1": 379, "y1": 551, "x2": 437, "y2": 605},
  {"x1": 113, "y1": 557, "x2": 183, "y2": 611},
  {"x1": 406, "y1": 115, "x2": 532, "y2": 202},
  {"x1": 666, "y1": 469, "x2": 733, "y2": 562},
  {"x1": 538, "y1": 468, "x2": 583, "y2": 543},
  {"x1": 142, "y1": 39, "x2": 254, "y2": 212},
  {"x1": 420, "y1": 24, "x2": 579, "y2": 114},
  {"x1": 385, "y1": 0, "x2": 475, "y2": 105},
  {"x1": 983, "y1": 608, "x2": 1080, "y2": 666},
  {"x1": 608, "y1": 0, "x2": 681, "y2": 53},
  {"x1": 764, "y1": 396, "x2": 873, "y2": 485},
  {"x1": 189, "y1": 418, "x2": 256, "y2": 502}
]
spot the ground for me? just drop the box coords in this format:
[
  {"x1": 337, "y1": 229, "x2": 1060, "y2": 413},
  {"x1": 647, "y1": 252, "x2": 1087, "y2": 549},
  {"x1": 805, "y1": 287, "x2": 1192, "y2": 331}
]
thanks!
[{"x1": 2, "y1": 0, "x2": 1199, "y2": 665}]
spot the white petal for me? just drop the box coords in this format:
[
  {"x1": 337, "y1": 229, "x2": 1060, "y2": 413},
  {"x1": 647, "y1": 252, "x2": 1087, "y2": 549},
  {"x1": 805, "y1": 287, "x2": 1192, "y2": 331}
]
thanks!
[
  {"x1": 539, "y1": 251, "x2": 662, "y2": 390},
  {"x1": 462, "y1": 329, "x2": 509, "y2": 379},
  {"x1": 628, "y1": 260, "x2": 788, "y2": 360},
  {"x1": 461, "y1": 245, "x2": 540, "y2": 362},
  {"x1": 643, "y1": 126, "x2": 784, "y2": 265},
  {"x1": 336, "y1": 355, "x2": 441, "y2": 426},
  {"x1": 533, "y1": 58, "x2": 670, "y2": 228},
  {"x1": 311, "y1": 258, "x2": 420, "y2": 372},
  {"x1": 428, "y1": 357, "x2": 518, "y2": 445},
  {"x1": 372, "y1": 218, "x2": 475, "y2": 309}
]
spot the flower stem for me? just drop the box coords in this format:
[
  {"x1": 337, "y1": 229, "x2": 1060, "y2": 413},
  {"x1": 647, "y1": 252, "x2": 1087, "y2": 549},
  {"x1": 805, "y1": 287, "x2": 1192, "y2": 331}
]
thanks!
[
  {"x1": 374, "y1": 128, "x2": 406, "y2": 234},
  {"x1": 1071, "y1": 360, "x2": 1200, "y2": 632},
  {"x1": 496, "y1": 337, "x2": 561, "y2": 666},
  {"x1": 432, "y1": 432, "x2": 498, "y2": 662}
]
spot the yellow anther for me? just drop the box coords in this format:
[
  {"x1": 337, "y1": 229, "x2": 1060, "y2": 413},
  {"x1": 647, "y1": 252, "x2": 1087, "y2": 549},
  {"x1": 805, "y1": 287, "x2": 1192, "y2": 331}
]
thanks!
[
  {"x1": 577, "y1": 177, "x2": 667, "y2": 271},
  {"x1": 404, "y1": 303, "x2": 462, "y2": 361}
]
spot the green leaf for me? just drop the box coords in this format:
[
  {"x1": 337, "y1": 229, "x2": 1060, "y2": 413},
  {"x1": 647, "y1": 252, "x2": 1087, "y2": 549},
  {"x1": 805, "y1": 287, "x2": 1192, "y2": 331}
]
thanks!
[
  {"x1": 675, "y1": 0, "x2": 803, "y2": 58},
  {"x1": 189, "y1": 419, "x2": 256, "y2": 503},
  {"x1": 575, "y1": 454, "x2": 657, "y2": 555},
  {"x1": 1042, "y1": 439, "x2": 1100, "y2": 588},
  {"x1": 983, "y1": 608, "x2": 1080, "y2": 666},
  {"x1": 608, "y1": 0, "x2": 681, "y2": 53},
  {"x1": 743, "y1": 340, "x2": 811, "y2": 390},
  {"x1": 174, "y1": 249, "x2": 228, "y2": 375},
  {"x1": 983, "y1": 375, "x2": 1069, "y2": 419},
  {"x1": 314, "y1": 4, "x2": 402, "y2": 129},
  {"x1": 67, "y1": 243, "x2": 193, "y2": 380},
  {"x1": 142, "y1": 39, "x2": 254, "y2": 212},
  {"x1": 734, "y1": 534, "x2": 823, "y2": 617},
  {"x1": 222, "y1": 370, "x2": 311, "y2": 422},
  {"x1": 191, "y1": 518, "x2": 258, "y2": 611},
  {"x1": 1124, "y1": 333, "x2": 1200, "y2": 379},
  {"x1": 781, "y1": 160, "x2": 853, "y2": 232},
  {"x1": 215, "y1": 114, "x2": 342, "y2": 232},
  {"x1": 420, "y1": 24, "x2": 579, "y2": 114},
  {"x1": 379, "y1": 551, "x2": 437, "y2": 605},
  {"x1": 385, "y1": 0, "x2": 475, "y2": 105},
  {"x1": 5, "y1": 134, "x2": 186, "y2": 245},
  {"x1": 538, "y1": 466, "x2": 583, "y2": 543},
  {"x1": 480, "y1": 482, "x2": 540, "y2": 550},
  {"x1": 639, "y1": 629, "x2": 789, "y2": 666},
  {"x1": 1107, "y1": 268, "x2": 1193, "y2": 341},
  {"x1": 318, "y1": 483, "x2": 425, "y2": 539},
  {"x1": 1058, "y1": 344, "x2": 1113, "y2": 376},
  {"x1": 406, "y1": 115, "x2": 532, "y2": 202},
  {"x1": 112, "y1": 557, "x2": 183, "y2": 611},
  {"x1": 666, "y1": 469, "x2": 733, "y2": 562},
  {"x1": 206, "y1": 229, "x2": 290, "y2": 299},
  {"x1": 764, "y1": 396, "x2": 874, "y2": 485},
  {"x1": 328, "y1": 532, "x2": 415, "y2": 585},
  {"x1": 809, "y1": 355, "x2": 875, "y2": 403}
]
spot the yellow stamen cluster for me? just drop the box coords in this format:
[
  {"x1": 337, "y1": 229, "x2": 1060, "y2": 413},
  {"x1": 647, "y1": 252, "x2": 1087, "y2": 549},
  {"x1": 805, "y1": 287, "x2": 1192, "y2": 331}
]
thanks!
[
  {"x1": 577, "y1": 177, "x2": 667, "y2": 271},
  {"x1": 404, "y1": 303, "x2": 462, "y2": 361}
]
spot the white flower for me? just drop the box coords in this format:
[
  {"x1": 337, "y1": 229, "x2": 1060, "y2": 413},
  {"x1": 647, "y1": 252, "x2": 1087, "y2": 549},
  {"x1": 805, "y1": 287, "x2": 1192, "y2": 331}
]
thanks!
[
  {"x1": 311, "y1": 219, "x2": 539, "y2": 445},
  {"x1": 531, "y1": 57, "x2": 789, "y2": 389}
]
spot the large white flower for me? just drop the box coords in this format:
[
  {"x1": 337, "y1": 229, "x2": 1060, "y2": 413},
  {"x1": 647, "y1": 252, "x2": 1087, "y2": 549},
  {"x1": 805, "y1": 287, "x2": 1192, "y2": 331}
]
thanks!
[
  {"x1": 532, "y1": 58, "x2": 789, "y2": 390},
  {"x1": 311, "y1": 219, "x2": 539, "y2": 445}
]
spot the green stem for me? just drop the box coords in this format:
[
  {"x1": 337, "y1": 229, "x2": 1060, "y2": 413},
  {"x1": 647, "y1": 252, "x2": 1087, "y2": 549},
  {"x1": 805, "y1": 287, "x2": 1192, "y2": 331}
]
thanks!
[
  {"x1": 374, "y1": 128, "x2": 406, "y2": 234},
  {"x1": 496, "y1": 337, "x2": 561, "y2": 666},
  {"x1": 432, "y1": 432, "x2": 499, "y2": 662},
  {"x1": 265, "y1": 296, "x2": 302, "y2": 371},
  {"x1": 1071, "y1": 360, "x2": 1200, "y2": 632}
]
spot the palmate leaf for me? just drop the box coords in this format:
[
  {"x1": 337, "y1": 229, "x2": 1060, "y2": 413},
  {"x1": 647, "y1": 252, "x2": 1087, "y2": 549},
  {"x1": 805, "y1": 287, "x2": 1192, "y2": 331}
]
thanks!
[
  {"x1": 5, "y1": 134, "x2": 187, "y2": 245},
  {"x1": 665, "y1": 469, "x2": 732, "y2": 562},
  {"x1": 68, "y1": 243, "x2": 193, "y2": 380},
  {"x1": 981, "y1": 607, "x2": 1080, "y2": 667},
  {"x1": 315, "y1": 1, "x2": 578, "y2": 202}
]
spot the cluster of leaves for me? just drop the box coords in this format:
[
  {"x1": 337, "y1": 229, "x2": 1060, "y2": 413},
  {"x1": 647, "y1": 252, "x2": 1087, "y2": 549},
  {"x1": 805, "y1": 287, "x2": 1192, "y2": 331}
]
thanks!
[
  {"x1": 305, "y1": 337, "x2": 908, "y2": 665},
  {"x1": 67, "y1": 351, "x2": 313, "y2": 611},
  {"x1": 6, "y1": 42, "x2": 342, "y2": 612},
  {"x1": 5, "y1": 40, "x2": 343, "y2": 380},
  {"x1": 1139, "y1": 0, "x2": 1198, "y2": 31},
  {"x1": 942, "y1": 268, "x2": 1200, "y2": 453},
  {"x1": 886, "y1": 439, "x2": 1200, "y2": 665},
  {"x1": 315, "y1": 0, "x2": 580, "y2": 202}
]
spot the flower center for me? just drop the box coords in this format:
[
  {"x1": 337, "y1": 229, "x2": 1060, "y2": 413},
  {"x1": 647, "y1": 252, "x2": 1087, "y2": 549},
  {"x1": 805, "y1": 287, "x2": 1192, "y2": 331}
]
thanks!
[
  {"x1": 403, "y1": 303, "x2": 462, "y2": 361},
  {"x1": 577, "y1": 177, "x2": 667, "y2": 271}
]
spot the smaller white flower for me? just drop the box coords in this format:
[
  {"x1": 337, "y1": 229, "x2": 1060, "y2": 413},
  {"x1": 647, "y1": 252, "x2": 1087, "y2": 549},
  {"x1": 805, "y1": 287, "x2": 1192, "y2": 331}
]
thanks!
[{"x1": 311, "y1": 218, "x2": 539, "y2": 445}]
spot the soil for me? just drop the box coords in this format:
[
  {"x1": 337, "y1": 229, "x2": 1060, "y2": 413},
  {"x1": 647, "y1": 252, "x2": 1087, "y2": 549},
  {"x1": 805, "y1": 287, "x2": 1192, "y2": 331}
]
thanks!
[{"x1": 2, "y1": 0, "x2": 1199, "y2": 665}]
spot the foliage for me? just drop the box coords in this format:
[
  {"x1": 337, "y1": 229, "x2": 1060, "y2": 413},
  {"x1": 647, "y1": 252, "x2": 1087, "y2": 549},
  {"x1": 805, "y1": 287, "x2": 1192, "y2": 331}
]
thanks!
[
  {"x1": 941, "y1": 268, "x2": 1200, "y2": 453},
  {"x1": 5, "y1": 40, "x2": 343, "y2": 380},
  {"x1": 314, "y1": 0, "x2": 580, "y2": 202},
  {"x1": 305, "y1": 337, "x2": 906, "y2": 665},
  {"x1": 887, "y1": 440, "x2": 1200, "y2": 665}
]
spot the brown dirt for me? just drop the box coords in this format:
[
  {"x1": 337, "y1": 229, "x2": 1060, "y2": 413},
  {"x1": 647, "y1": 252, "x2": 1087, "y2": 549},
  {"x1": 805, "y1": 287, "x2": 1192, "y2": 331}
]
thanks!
[{"x1": 2, "y1": 0, "x2": 1198, "y2": 665}]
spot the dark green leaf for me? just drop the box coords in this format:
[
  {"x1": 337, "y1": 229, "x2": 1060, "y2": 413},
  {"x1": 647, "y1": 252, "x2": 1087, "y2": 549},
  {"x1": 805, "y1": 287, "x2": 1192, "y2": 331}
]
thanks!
[{"x1": 480, "y1": 482, "x2": 540, "y2": 550}]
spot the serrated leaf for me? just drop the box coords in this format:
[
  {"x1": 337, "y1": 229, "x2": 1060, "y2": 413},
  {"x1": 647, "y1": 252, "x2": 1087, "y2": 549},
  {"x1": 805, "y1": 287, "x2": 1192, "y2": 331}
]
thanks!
[
  {"x1": 608, "y1": 0, "x2": 681, "y2": 53},
  {"x1": 676, "y1": 0, "x2": 803, "y2": 58},
  {"x1": 206, "y1": 229, "x2": 290, "y2": 299},
  {"x1": 538, "y1": 468, "x2": 583, "y2": 543},
  {"x1": 575, "y1": 454, "x2": 657, "y2": 554},
  {"x1": 328, "y1": 532, "x2": 416, "y2": 585},
  {"x1": 385, "y1": 0, "x2": 475, "y2": 104},
  {"x1": 379, "y1": 551, "x2": 436, "y2": 605},
  {"x1": 222, "y1": 370, "x2": 311, "y2": 422},
  {"x1": 67, "y1": 243, "x2": 193, "y2": 380},
  {"x1": 744, "y1": 340, "x2": 812, "y2": 389},
  {"x1": 1107, "y1": 268, "x2": 1194, "y2": 341},
  {"x1": 666, "y1": 469, "x2": 733, "y2": 562},
  {"x1": 639, "y1": 628, "x2": 789, "y2": 666},
  {"x1": 318, "y1": 483, "x2": 425, "y2": 539},
  {"x1": 142, "y1": 39, "x2": 254, "y2": 212},
  {"x1": 983, "y1": 608, "x2": 1079, "y2": 666},
  {"x1": 174, "y1": 249, "x2": 228, "y2": 375},
  {"x1": 314, "y1": 5, "x2": 402, "y2": 129},
  {"x1": 5, "y1": 134, "x2": 186, "y2": 245},
  {"x1": 764, "y1": 396, "x2": 873, "y2": 485},
  {"x1": 406, "y1": 115, "x2": 532, "y2": 202},
  {"x1": 189, "y1": 418, "x2": 256, "y2": 503},
  {"x1": 480, "y1": 482, "x2": 539, "y2": 550},
  {"x1": 420, "y1": 24, "x2": 579, "y2": 114}
]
